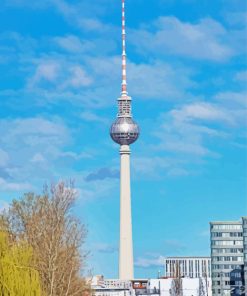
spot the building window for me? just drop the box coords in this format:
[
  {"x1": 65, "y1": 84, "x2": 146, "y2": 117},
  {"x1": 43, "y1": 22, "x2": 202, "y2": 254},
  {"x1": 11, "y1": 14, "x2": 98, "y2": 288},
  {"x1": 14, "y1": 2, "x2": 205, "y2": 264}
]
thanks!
[
  {"x1": 235, "y1": 280, "x2": 243, "y2": 285},
  {"x1": 212, "y1": 225, "x2": 242, "y2": 230},
  {"x1": 212, "y1": 240, "x2": 234, "y2": 246},
  {"x1": 212, "y1": 248, "x2": 243, "y2": 254}
]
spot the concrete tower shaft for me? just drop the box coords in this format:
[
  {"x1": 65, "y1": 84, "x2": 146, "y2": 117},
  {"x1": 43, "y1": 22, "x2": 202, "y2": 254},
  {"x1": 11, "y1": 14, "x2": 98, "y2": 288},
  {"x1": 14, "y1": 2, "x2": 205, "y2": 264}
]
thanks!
[{"x1": 119, "y1": 145, "x2": 133, "y2": 280}]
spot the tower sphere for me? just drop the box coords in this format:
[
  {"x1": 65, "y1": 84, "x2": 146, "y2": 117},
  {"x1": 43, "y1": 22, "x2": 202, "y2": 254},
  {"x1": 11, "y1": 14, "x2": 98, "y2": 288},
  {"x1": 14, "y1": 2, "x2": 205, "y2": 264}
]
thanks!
[{"x1": 110, "y1": 117, "x2": 139, "y2": 145}]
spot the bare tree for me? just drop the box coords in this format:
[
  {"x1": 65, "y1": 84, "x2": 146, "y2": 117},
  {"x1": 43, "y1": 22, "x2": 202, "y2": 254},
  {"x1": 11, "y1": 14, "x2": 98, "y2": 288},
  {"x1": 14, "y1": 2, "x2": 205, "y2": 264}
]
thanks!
[
  {"x1": 198, "y1": 278, "x2": 206, "y2": 296},
  {"x1": 170, "y1": 261, "x2": 183, "y2": 296},
  {"x1": 202, "y1": 261, "x2": 208, "y2": 296},
  {"x1": 3, "y1": 181, "x2": 89, "y2": 296}
]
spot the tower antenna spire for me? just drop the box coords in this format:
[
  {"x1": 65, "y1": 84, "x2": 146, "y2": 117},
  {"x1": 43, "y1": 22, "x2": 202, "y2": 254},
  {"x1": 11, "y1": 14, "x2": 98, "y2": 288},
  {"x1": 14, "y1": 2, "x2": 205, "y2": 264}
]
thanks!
[{"x1": 121, "y1": 0, "x2": 127, "y2": 95}]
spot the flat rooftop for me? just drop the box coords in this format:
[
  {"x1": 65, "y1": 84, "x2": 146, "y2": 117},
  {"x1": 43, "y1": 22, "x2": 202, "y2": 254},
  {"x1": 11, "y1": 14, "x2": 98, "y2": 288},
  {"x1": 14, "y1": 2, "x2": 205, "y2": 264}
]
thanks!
[
  {"x1": 164, "y1": 256, "x2": 210, "y2": 258},
  {"x1": 210, "y1": 221, "x2": 242, "y2": 224}
]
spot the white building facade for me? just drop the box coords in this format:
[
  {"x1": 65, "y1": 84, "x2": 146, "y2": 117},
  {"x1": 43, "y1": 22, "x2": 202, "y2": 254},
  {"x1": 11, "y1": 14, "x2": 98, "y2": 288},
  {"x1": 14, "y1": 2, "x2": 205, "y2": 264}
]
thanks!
[
  {"x1": 148, "y1": 278, "x2": 212, "y2": 296},
  {"x1": 90, "y1": 277, "x2": 212, "y2": 296},
  {"x1": 89, "y1": 276, "x2": 132, "y2": 296},
  {"x1": 164, "y1": 257, "x2": 211, "y2": 279}
]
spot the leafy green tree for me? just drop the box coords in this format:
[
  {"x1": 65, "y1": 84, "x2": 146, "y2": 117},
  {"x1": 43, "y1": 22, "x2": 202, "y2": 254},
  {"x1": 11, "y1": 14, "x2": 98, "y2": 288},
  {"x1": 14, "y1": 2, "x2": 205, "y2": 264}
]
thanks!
[{"x1": 0, "y1": 231, "x2": 41, "y2": 296}]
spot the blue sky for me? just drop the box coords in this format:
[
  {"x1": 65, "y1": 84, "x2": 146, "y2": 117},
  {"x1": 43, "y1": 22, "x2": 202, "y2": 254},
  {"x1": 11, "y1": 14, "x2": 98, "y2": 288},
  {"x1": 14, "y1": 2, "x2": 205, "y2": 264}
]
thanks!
[{"x1": 0, "y1": 0, "x2": 246, "y2": 279}]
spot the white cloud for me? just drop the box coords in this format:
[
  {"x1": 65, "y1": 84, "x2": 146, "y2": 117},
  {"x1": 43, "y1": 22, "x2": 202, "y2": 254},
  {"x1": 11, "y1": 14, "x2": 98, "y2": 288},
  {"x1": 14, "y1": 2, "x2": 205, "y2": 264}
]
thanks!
[
  {"x1": 134, "y1": 239, "x2": 189, "y2": 268},
  {"x1": 50, "y1": 0, "x2": 117, "y2": 34},
  {"x1": 153, "y1": 97, "x2": 246, "y2": 158},
  {"x1": 0, "y1": 149, "x2": 9, "y2": 167},
  {"x1": 215, "y1": 91, "x2": 247, "y2": 107},
  {"x1": 22, "y1": 53, "x2": 196, "y2": 109},
  {"x1": 158, "y1": 138, "x2": 211, "y2": 156},
  {"x1": 0, "y1": 200, "x2": 9, "y2": 213},
  {"x1": 0, "y1": 31, "x2": 197, "y2": 109},
  {"x1": 164, "y1": 239, "x2": 187, "y2": 253},
  {"x1": 93, "y1": 243, "x2": 117, "y2": 254},
  {"x1": 135, "y1": 255, "x2": 165, "y2": 268},
  {"x1": 80, "y1": 111, "x2": 109, "y2": 124},
  {"x1": 0, "y1": 116, "x2": 113, "y2": 199},
  {"x1": 31, "y1": 153, "x2": 46, "y2": 163},
  {"x1": 154, "y1": 111, "x2": 221, "y2": 157},
  {"x1": 134, "y1": 239, "x2": 190, "y2": 268},
  {"x1": 28, "y1": 61, "x2": 60, "y2": 87},
  {"x1": 235, "y1": 71, "x2": 247, "y2": 83},
  {"x1": 0, "y1": 117, "x2": 68, "y2": 148},
  {"x1": 133, "y1": 156, "x2": 189, "y2": 179},
  {"x1": 86, "y1": 55, "x2": 196, "y2": 102},
  {"x1": 0, "y1": 4, "x2": 245, "y2": 189},
  {"x1": 67, "y1": 66, "x2": 93, "y2": 88},
  {"x1": 76, "y1": 178, "x2": 118, "y2": 203},
  {"x1": 171, "y1": 102, "x2": 233, "y2": 124},
  {"x1": 223, "y1": 11, "x2": 247, "y2": 27},
  {"x1": 2, "y1": 0, "x2": 50, "y2": 8},
  {"x1": 128, "y1": 60, "x2": 195, "y2": 100},
  {"x1": 59, "y1": 151, "x2": 92, "y2": 160},
  {"x1": 130, "y1": 17, "x2": 235, "y2": 61},
  {"x1": 0, "y1": 117, "x2": 71, "y2": 190},
  {"x1": 54, "y1": 35, "x2": 93, "y2": 53},
  {"x1": 28, "y1": 58, "x2": 93, "y2": 91},
  {"x1": 167, "y1": 168, "x2": 190, "y2": 177},
  {"x1": 0, "y1": 178, "x2": 32, "y2": 192}
]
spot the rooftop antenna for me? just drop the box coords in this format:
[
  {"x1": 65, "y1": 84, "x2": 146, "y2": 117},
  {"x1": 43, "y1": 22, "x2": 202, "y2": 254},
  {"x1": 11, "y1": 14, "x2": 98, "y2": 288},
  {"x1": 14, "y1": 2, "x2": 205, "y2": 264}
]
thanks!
[{"x1": 121, "y1": 0, "x2": 127, "y2": 95}]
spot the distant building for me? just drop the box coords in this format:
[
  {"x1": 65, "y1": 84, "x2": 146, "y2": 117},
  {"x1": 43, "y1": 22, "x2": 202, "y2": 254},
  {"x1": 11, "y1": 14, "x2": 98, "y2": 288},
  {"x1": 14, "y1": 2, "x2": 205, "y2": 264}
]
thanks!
[
  {"x1": 147, "y1": 278, "x2": 212, "y2": 296},
  {"x1": 242, "y1": 217, "x2": 247, "y2": 290},
  {"x1": 88, "y1": 276, "x2": 132, "y2": 296},
  {"x1": 164, "y1": 256, "x2": 211, "y2": 279},
  {"x1": 210, "y1": 219, "x2": 246, "y2": 296},
  {"x1": 90, "y1": 277, "x2": 212, "y2": 296}
]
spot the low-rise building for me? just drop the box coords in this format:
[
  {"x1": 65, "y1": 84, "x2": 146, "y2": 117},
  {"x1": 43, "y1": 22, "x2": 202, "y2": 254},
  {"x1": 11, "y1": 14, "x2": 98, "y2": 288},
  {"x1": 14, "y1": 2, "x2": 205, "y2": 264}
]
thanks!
[
  {"x1": 88, "y1": 276, "x2": 132, "y2": 296},
  {"x1": 147, "y1": 278, "x2": 211, "y2": 296},
  {"x1": 90, "y1": 276, "x2": 212, "y2": 296},
  {"x1": 164, "y1": 256, "x2": 211, "y2": 279}
]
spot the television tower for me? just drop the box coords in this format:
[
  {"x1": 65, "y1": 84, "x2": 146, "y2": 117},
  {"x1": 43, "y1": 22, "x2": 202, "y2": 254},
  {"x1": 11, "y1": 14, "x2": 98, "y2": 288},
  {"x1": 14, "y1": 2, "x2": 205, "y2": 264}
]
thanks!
[{"x1": 110, "y1": 0, "x2": 140, "y2": 280}]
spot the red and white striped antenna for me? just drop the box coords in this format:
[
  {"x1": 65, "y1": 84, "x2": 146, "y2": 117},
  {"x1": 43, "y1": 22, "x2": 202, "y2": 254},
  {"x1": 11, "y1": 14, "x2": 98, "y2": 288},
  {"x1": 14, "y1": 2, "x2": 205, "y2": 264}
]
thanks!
[
  {"x1": 117, "y1": 0, "x2": 132, "y2": 118},
  {"x1": 121, "y1": 0, "x2": 127, "y2": 95}
]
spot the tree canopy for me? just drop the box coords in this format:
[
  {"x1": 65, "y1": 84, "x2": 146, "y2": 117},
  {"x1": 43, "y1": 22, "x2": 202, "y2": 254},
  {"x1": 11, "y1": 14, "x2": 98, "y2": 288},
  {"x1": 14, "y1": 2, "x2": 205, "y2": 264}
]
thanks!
[{"x1": 0, "y1": 231, "x2": 41, "y2": 295}]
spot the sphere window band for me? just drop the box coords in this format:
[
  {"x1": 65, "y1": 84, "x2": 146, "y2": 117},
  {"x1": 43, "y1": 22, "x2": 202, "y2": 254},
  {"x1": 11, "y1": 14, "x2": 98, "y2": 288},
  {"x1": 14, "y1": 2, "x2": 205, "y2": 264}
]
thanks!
[{"x1": 110, "y1": 117, "x2": 139, "y2": 146}]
